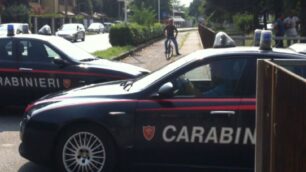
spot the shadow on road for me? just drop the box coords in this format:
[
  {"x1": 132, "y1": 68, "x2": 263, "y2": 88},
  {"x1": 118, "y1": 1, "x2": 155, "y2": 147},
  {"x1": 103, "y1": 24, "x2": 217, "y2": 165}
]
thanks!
[
  {"x1": 0, "y1": 106, "x2": 24, "y2": 132},
  {"x1": 18, "y1": 162, "x2": 52, "y2": 172}
]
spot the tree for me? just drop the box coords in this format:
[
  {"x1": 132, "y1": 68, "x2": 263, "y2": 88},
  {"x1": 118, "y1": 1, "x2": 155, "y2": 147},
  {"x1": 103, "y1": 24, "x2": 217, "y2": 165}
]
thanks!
[
  {"x1": 189, "y1": 0, "x2": 202, "y2": 18},
  {"x1": 102, "y1": 0, "x2": 119, "y2": 18},
  {"x1": 3, "y1": 0, "x2": 29, "y2": 7},
  {"x1": 2, "y1": 3, "x2": 29, "y2": 23},
  {"x1": 299, "y1": 0, "x2": 306, "y2": 41},
  {"x1": 130, "y1": 5, "x2": 156, "y2": 25},
  {"x1": 132, "y1": 0, "x2": 172, "y2": 20},
  {"x1": 76, "y1": 0, "x2": 93, "y2": 15},
  {"x1": 92, "y1": 0, "x2": 103, "y2": 13}
]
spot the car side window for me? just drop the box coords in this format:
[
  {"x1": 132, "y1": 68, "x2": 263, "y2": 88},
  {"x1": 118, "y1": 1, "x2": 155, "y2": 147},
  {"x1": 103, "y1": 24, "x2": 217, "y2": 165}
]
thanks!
[
  {"x1": 172, "y1": 58, "x2": 249, "y2": 98},
  {"x1": 44, "y1": 45, "x2": 61, "y2": 60},
  {"x1": 235, "y1": 59, "x2": 256, "y2": 97},
  {"x1": 0, "y1": 39, "x2": 13, "y2": 60},
  {"x1": 18, "y1": 39, "x2": 54, "y2": 63}
]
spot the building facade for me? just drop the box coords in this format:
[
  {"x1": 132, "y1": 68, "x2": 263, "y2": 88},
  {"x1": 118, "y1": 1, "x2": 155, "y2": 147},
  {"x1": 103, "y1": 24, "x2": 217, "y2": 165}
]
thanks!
[{"x1": 29, "y1": 0, "x2": 76, "y2": 15}]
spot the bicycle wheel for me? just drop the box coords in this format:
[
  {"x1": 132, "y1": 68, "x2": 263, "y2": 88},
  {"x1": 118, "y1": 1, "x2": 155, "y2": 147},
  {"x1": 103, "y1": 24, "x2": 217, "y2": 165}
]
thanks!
[{"x1": 165, "y1": 41, "x2": 173, "y2": 60}]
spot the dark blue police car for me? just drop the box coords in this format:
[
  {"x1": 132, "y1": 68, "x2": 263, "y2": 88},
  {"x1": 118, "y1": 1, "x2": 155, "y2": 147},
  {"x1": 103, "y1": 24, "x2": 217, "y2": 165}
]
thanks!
[
  {"x1": 0, "y1": 26, "x2": 149, "y2": 106},
  {"x1": 19, "y1": 31, "x2": 306, "y2": 172}
]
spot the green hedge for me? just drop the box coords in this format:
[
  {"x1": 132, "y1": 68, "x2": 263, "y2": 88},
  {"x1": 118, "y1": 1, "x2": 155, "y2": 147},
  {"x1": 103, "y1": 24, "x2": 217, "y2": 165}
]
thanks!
[{"x1": 109, "y1": 23, "x2": 163, "y2": 46}]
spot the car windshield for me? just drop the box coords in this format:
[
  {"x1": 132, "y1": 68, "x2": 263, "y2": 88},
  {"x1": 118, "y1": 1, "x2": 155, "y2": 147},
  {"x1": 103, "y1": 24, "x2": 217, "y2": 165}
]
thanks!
[
  {"x1": 61, "y1": 24, "x2": 79, "y2": 31},
  {"x1": 0, "y1": 26, "x2": 7, "y2": 33},
  {"x1": 48, "y1": 37, "x2": 96, "y2": 61},
  {"x1": 131, "y1": 52, "x2": 205, "y2": 91}
]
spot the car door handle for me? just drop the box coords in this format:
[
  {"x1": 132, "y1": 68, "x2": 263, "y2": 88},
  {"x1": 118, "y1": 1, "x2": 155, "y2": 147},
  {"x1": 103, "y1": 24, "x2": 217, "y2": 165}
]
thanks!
[
  {"x1": 210, "y1": 111, "x2": 236, "y2": 115},
  {"x1": 19, "y1": 68, "x2": 33, "y2": 71}
]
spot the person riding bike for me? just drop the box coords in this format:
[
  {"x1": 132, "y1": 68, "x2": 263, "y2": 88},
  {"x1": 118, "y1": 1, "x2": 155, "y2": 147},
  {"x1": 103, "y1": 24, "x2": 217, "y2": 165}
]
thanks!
[{"x1": 164, "y1": 19, "x2": 181, "y2": 56}]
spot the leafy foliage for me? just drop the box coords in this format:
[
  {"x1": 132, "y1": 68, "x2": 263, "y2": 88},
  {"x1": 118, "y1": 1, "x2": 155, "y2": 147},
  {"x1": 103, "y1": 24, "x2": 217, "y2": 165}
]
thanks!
[
  {"x1": 2, "y1": 4, "x2": 29, "y2": 23},
  {"x1": 3, "y1": 0, "x2": 29, "y2": 7},
  {"x1": 132, "y1": 0, "x2": 172, "y2": 20},
  {"x1": 101, "y1": 0, "x2": 119, "y2": 18},
  {"x1": 109, "y1": 23, "x2": 163, "y2": 46},
  {"x1": 130, "y1": 5, "x2": 156, "y2": 25},
  {"x1": 233, "y1": 13, "x2": 254, "y2": 33},
  {"x1": 76, "y1": 0, "x2": 93, "y2": 15}
]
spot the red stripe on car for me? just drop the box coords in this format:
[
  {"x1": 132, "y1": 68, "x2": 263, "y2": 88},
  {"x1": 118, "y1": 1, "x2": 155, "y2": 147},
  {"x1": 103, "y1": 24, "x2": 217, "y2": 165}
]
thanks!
[{"x1": 0, "y1": 68, "x2": 125, "y2": 79}]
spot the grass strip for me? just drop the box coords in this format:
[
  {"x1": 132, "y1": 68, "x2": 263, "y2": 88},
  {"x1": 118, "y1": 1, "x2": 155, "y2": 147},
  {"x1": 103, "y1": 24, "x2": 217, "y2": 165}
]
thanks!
[
  {"x1": 179, "y1": 32, "x2": 190, "y2": 49},
  {"x1": 93, "y1": 45, "x2": 134, "y2": 60}
]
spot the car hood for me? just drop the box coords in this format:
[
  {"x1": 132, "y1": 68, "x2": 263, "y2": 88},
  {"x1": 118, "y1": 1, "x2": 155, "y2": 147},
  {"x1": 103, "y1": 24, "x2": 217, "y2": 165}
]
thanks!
[
  {"x1": 26, "y1": 80, "x2": 137, "y2": 113},
  {"x1": 88, "y1": 27, "x2": 99, "y2": 30},
  {"x1": 45, "y1": 80, "x2": 133, "y2": 99},
  {"x1": 81, "y1": 59, "x2": 150, "y2": 77},
  {"x1": 56, "y1": 30, "x2": 76, "y2": 35}
]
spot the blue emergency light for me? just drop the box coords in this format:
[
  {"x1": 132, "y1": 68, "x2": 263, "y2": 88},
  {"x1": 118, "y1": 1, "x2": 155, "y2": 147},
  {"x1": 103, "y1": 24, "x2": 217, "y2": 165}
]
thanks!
[
  {"x1": 7, "y1": 24, "x2": 14, "y2": 36},
  {"x1": 254, "y1": 29, "x2": 262, "y2": 46},
  {"x1": 260, "y1": 30, "x2": 272, "y2": 50}
]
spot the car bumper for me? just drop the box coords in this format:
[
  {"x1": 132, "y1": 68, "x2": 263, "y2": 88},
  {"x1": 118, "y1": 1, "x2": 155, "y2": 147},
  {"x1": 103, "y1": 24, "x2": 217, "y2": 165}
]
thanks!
[
  {"x1": 57, "y1": 35, "x2": 75, "y2": 41},
  {"x1": 19, "y1": 118, "x2": 58, "y2": 166},
  {"x1": 87, "y1": 29, "x2": 99, "y2": 32}
]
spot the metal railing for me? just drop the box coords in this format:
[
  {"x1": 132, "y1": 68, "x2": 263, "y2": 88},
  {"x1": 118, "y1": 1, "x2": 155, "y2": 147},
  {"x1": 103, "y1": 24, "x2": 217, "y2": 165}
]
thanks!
[{"x1": 230, "y1": 35, "x2": 306, "y2": 46}]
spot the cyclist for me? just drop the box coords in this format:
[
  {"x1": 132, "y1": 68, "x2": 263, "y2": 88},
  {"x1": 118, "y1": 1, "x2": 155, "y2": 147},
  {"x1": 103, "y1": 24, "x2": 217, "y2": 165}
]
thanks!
[{"x1": 164, "y1": 18, "x2": 181, "y2": 55}]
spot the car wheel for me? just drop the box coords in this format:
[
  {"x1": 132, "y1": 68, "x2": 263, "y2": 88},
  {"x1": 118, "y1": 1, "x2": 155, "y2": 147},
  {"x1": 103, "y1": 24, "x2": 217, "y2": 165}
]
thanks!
[
  {"x1": 74, "y1": 35, "x2": 78, "y2": 42},
  {"x1": 82, "y1": 34, "x2": 85, "y2": 41},
  {"x1": 56, "y1": 124, "x2": 116, "y2": 172}
]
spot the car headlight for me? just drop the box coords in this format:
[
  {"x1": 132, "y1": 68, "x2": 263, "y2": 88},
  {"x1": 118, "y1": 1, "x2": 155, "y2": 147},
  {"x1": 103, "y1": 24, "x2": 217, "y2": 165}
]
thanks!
[{"x1": 20, "y1": 112, "x2": 31, "y2": 140}]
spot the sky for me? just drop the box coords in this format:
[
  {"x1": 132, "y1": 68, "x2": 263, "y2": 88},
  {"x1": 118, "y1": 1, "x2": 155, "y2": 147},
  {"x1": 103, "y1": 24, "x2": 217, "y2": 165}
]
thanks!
[{"x1": 179, "y1": 0, "x2": 193, "y2": 7}]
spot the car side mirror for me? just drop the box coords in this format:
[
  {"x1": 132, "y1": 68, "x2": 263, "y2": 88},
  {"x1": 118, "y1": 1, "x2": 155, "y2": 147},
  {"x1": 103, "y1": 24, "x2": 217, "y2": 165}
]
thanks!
[
  {"x1": 157, "y1": 82, "x2": 174, "y2": 98},
  {"x1": 53, "y1": 58, "x2": 68, "y2": 67}
]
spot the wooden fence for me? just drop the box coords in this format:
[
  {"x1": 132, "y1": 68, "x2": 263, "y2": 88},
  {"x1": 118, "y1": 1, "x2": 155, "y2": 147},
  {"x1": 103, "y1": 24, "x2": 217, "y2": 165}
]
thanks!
[
  {"x1": 198, "y1": 24, "x2": 215, "y2": 48},
  {"x1": 231, "y1": 35, "x2": 306, "y2": 46},
  {"x1": 256, "y1": 59, "x2": 306, "y2": 172},
  {"x1": 198, "y1": 24, "x2": 306, "y2": 47}
]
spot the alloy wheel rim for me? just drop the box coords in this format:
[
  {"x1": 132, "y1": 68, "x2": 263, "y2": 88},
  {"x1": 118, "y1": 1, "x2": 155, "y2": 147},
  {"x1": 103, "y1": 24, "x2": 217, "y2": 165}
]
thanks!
[{"x1": 62, "y1": 132, "x2": 106, "y2": 172}]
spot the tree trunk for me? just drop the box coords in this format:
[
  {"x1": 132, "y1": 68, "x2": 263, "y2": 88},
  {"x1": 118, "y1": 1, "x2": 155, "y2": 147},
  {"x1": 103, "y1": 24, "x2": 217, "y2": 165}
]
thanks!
[{"x1": 300, "y1": 0, "x2": 306, "y2": 42}]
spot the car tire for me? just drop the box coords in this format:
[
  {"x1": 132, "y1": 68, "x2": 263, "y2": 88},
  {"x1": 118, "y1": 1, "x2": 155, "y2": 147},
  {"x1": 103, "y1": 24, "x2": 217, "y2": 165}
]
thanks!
[
  {"x1": 56, "y1": 124, "x2": 116, "y2": 172},
  {"x1": 82, "y1": 34, "x2": 85, "y2": 41},
  {"x1": 74, "y1": 35, "x2": 78, "y2": 42}
]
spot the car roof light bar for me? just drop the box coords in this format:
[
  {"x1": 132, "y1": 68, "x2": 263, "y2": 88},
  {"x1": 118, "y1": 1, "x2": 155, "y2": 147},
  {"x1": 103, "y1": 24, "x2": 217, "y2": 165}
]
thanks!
[
  {"x1": 213, "y1": 32, "x2": 236, "y2": 48},
  {"x1": 260, "y1": 30, "x2": 272, "y2": 50},
  {"x1": 7, "y1": 24, "x2": 14, "y2": 36}
]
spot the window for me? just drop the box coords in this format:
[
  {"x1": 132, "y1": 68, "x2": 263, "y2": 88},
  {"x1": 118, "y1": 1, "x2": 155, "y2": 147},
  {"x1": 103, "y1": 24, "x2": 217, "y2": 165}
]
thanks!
[
  {"x1": 17, "y1": 39, "x2": 58, "y2": 63},
  {"x1": 172, "y1": 58, "x2": 250, "y2": 98},
  {"x1": 44, "y1": 45, "x2": 61, "y2": 59},
  {"x1": 0, "y1": 39, "x2": 13, "y2": 60}
]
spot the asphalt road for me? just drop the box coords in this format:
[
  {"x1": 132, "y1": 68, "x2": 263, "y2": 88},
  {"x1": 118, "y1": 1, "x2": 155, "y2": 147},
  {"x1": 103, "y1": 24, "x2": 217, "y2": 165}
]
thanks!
[
  {"x1": 74, "y1": 33, "x2": 112, "y2": 53},
  {"x1": 0, "y1": 108, "x2": 52, "y2": 172}
]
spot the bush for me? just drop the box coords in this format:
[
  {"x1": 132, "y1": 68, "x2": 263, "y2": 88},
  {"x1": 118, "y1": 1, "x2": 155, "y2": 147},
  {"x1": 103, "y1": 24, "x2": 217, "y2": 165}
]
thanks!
[
  {"x1": 109, "y1": 22, "x2": 163, "y2": 46},
  {"x1": 233, "y1": 13, "x2": 254, "y2": 34},
  {"x1": 2, "y1": 4, "x2": 29, "y2": 23}
]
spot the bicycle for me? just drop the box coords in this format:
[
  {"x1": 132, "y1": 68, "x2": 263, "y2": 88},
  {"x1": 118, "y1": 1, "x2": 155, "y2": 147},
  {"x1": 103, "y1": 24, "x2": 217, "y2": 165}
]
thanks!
[{"x1": 165, "y1": 38, "x2": 174, "y2": 60}]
